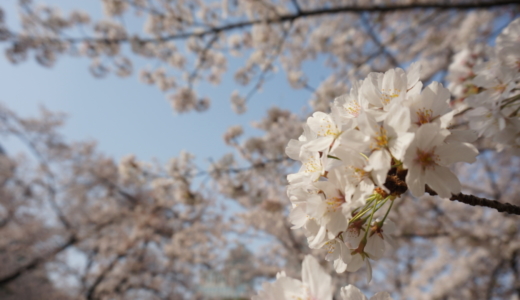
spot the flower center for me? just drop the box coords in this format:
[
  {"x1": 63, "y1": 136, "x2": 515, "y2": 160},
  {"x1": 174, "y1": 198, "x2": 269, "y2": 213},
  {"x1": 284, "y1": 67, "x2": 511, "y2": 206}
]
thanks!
[
  {"x1": 326, "y1": 195, "x2": 345, "y2": 212},
  {"x1": 370, "y1": 126, "x2": 389, "y2": 150},
  {"x1": 416, "y1": 108, "x2": 434, "y2": 125},
  {"x1": 345, "y1": 101, "x2": 361, "y2": 117},
  {"x1": 303, "y1": 157, "x2": 320, "y2": 173},
  {"x1": 317, "y1": 118, "x2": 339, "y2": 137},
  {"x1": 414, "y1": 148, "x2": 439, "y2": 170},
  {"x1": 348, "y1": 166, "x2": 368, "y2": 183},
  {"x1": 494, "y1": 83, "x2": 507, "y2": 94},
  {"x1": 381, "y1": 88, "x2": 401, "y2": 104}
]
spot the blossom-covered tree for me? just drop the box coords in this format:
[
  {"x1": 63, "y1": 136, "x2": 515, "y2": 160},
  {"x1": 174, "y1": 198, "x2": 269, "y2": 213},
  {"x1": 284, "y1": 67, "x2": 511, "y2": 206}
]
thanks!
[{"x1": 0, "y1": 1, "x2": 520, "y2": 300}]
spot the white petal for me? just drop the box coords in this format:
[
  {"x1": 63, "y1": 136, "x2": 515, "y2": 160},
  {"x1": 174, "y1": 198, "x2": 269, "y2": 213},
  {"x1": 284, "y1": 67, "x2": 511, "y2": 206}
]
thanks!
[
  {"x1": 382, "y1": 219, "x2": 396, "y2": 234},
  {"x1": 340, "y1": 285, "x2": 368, "y2": 300},
  {"x1": 407, "y1": 61, "x2": 421, "y2": 90},
  {"x1": 425, "y1": 166, "x2": 461, "y2": 199},
  {"x1": 368, "y1": 150, "x2": 392, "y2": 187},
  {"x1": 385, "y1": 104, "x2": 411, "y2": 133},
  {"x1": 413, "y1": 123, "x2": 446, "y2": 150},
  {"x1": 407, "y1": 81, "x2": 423, "y2": 97},
  {"x1": 302, "y1": 255, "x2": 333, "y2": 300},
  {"x1": 327, "y1": 210, "x2": 348, "y2": 236},
  {"x1": 436, "y1": 142, "x2": 478, "y2": 165},
  {"x1": 308, "y1": 225, "x2": 328, "y2": 249},
  {"x1": 304, "y1": 136, "x2": 335, "y2": 152},
  {"x1": 289, "y1": 205, "x2": 308, "y2": 229},
  {"x1": 338, "y1": 129, "x2": 370, "y2": 152},
  {"x1": 339, "y1": 241, "x2": 353, "y2": 264},
  {"x1": 445, "y1": 130, "x2": 478, "y2": 143},
  {"x1": 366, "y1": 258, "x2": 373, "y2": 283},
  {"x1": 366, "y1": 234, "x2": 385, "y2": 261},
  {"x1": 389, "y1": 132, "x2": 414, "y2": 160},
  {"x1": 277, "y1": 277, "x2": 306, "y2": 299},
  {"x1": 346, "y1": 254, "x2": 365, "y2": 272},
  {"x1": 286, "y1": 139, "x2": 304, "y2": 160},
  {"x1": 406, "y1": 165, "x2": 426, "y2": 197},
  {"x1": 361, "y1": 73, "x2": 384, "y2": 107},
  {"x1": 306, "y1": 195, "x2": 326, "y2": 219},
  {"x1": 370, "y1": 292, "x2": 393, "y2": 300},
  {"x1": 334, "y1": 258, "x2": 348, "y2": 273}
]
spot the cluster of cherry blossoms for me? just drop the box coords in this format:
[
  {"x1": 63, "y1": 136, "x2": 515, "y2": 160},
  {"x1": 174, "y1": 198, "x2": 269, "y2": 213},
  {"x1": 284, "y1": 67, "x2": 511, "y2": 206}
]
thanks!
[
  {"x1": 256, "y1": 17, "x2": 520, "y2": 299},
  {"x1": 448, "y1": 18, "x2": 520, "y2": 154},
  {"x1": 284, "y1": 57, "x2": 482, "y2": 279},
  {"x1": 253, "y1": 255, "x2": 392, "y2": 300}
]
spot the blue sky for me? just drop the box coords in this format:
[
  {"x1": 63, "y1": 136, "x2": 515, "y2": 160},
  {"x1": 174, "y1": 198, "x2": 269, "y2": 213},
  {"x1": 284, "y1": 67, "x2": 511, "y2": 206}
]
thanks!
[
  {"x1": 0, "y1": 2, "x2": 325, "y2": 287},
  {"x1": 0, "y1": 0, "x2": 325, "y2": 166}
]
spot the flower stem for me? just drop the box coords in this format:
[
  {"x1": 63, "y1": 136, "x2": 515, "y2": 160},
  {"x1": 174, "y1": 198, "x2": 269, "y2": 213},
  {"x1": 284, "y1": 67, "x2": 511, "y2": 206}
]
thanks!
[
  {"x1": 379, "y1": 197, "x2": 394, "y2": 225},
  {"x1": 363, "y1": 199, "x2": 378, "y2": 240}
]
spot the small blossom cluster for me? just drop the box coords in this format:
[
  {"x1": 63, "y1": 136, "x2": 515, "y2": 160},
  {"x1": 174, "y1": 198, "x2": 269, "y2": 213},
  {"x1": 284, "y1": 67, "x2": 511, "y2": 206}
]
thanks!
[
  {"x1": 253, "y1": 255, "x2": 392, "y2": 300},
  {"x1": 285, "y1": 62, "x2": 479, "y2": 279},
  {"x1": 448, "y1": 18, "x2": 520, "y2": 154}
]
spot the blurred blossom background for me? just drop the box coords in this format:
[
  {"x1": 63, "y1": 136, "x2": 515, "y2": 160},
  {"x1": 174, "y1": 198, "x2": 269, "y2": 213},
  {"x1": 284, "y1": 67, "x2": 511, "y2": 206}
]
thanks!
[{"x1": 0, "y1": 1, "x2": 519, "y2": 299}]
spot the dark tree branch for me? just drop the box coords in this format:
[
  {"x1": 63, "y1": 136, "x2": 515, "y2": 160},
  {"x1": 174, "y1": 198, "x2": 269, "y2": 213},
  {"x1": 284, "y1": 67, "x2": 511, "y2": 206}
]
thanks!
[
  {"x1": 6, "y1": 1, "x2": 519, "y2": 44},
  {"x1": 385, "y1": 169, "x2": 520, "y2": 215},
  {"x1": 425, "y1": 187, "x2": 520, "y2": 216}
]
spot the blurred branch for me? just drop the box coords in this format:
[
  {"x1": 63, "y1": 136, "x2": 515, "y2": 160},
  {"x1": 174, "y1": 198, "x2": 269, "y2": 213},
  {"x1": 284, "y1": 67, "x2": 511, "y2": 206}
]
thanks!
[
  {"x1": 484, "y1": 158, "x2": 502, "y2": 200},
  {"x1": 291, "y1": 0, "x2": 302, "y2": 13},
  {"x1": 244, "y1": 22, "x2": 293, "y2": 103},
  {"x1": 7, "y1": 1, "x2": 518, "y2": 44},
  {"x1": 1, "y1": 112, "x2": 72, "y2": 230},
  {"x1": 361, "y1": 14, "x2": 401, "y2": 68},
  {"x1": 195, "y1": 156, "x2": 290, "y2": 177},
  {"x1": 187, "y1": 34, "x2": 220, "y2": 89},
  {"x1": 0, "y1": 235, "x2": 77, "y2": 286},
  {"x1": 400, "y1": 231, "x2": 449, "y2": 239},
  {"x1": 486, "y1": 259, "x2": 506, "y2": 299},
  {"x1": 0, "y1": 218, "x2": 117, "y2": 287},
  {"x1": 86, "y1": 252, "x2": 127, "y2": 300}
]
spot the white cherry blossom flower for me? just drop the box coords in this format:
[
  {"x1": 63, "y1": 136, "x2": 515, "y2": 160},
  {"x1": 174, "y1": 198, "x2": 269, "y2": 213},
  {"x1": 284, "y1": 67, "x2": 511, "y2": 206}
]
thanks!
[
  {"x1": 496, "y1": 18, "x2": 520, "y2": 70},
  {"x1": 468, "y1": 65, "x2": 516, "y2": 105},
  {"x1": 406, "y1": 82, "x2": 453, "y2": 130},
  {"x1": 252, "y1": 255, "x2": 333, "y2": 300},
  {"x1": 403, "y1": 124, "x2": 478, "y2": 198},
  {"x1": 365, "y1": 219, "x2": 397, "y2": 261},
  {"x1": 308, "y1": 176, "x2": 349, "y2": 236},
  {"x1": 360, "y1": 68, "x2": 408, "y2": 110},
  {"x1": 286, "y1": 150, "x2": 324, "y2": 186},
  {"x1": 356, "y1": 105, "x2": 414, "y2": 186},
  {"x1": 340, "y1": 285, "x2": 393, "y2": 300},
  {"x1": 332, "y1": 148, "x2": 375, "y2": 208},
  {"x1": 304, "y1": 110, "x2": 349, "y2": 153},
  {"x1": 332, "y1": 80, "x2": 367, "y2": 125},
  {"x1": 324, "y1": 237, "x2": 352, "y2": 273}
]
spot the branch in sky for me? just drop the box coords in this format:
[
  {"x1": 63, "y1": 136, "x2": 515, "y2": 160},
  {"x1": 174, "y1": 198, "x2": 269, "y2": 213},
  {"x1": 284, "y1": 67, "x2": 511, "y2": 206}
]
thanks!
[{"x1": 5, "y1": 1, "x2": 519, "y2": 44}]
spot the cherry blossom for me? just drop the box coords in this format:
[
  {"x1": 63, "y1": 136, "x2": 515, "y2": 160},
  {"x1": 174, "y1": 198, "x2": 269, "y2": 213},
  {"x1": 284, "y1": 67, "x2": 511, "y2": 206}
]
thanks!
[{"x1": 252, "y1": 255, "x2": 332, "y2": 300}]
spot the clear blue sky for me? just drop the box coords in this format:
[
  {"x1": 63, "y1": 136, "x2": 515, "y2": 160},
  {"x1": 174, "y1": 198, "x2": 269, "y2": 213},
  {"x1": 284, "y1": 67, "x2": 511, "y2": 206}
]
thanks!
[{"x1": 0, "y1": 0, "x2": 326, "y2": 166}]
